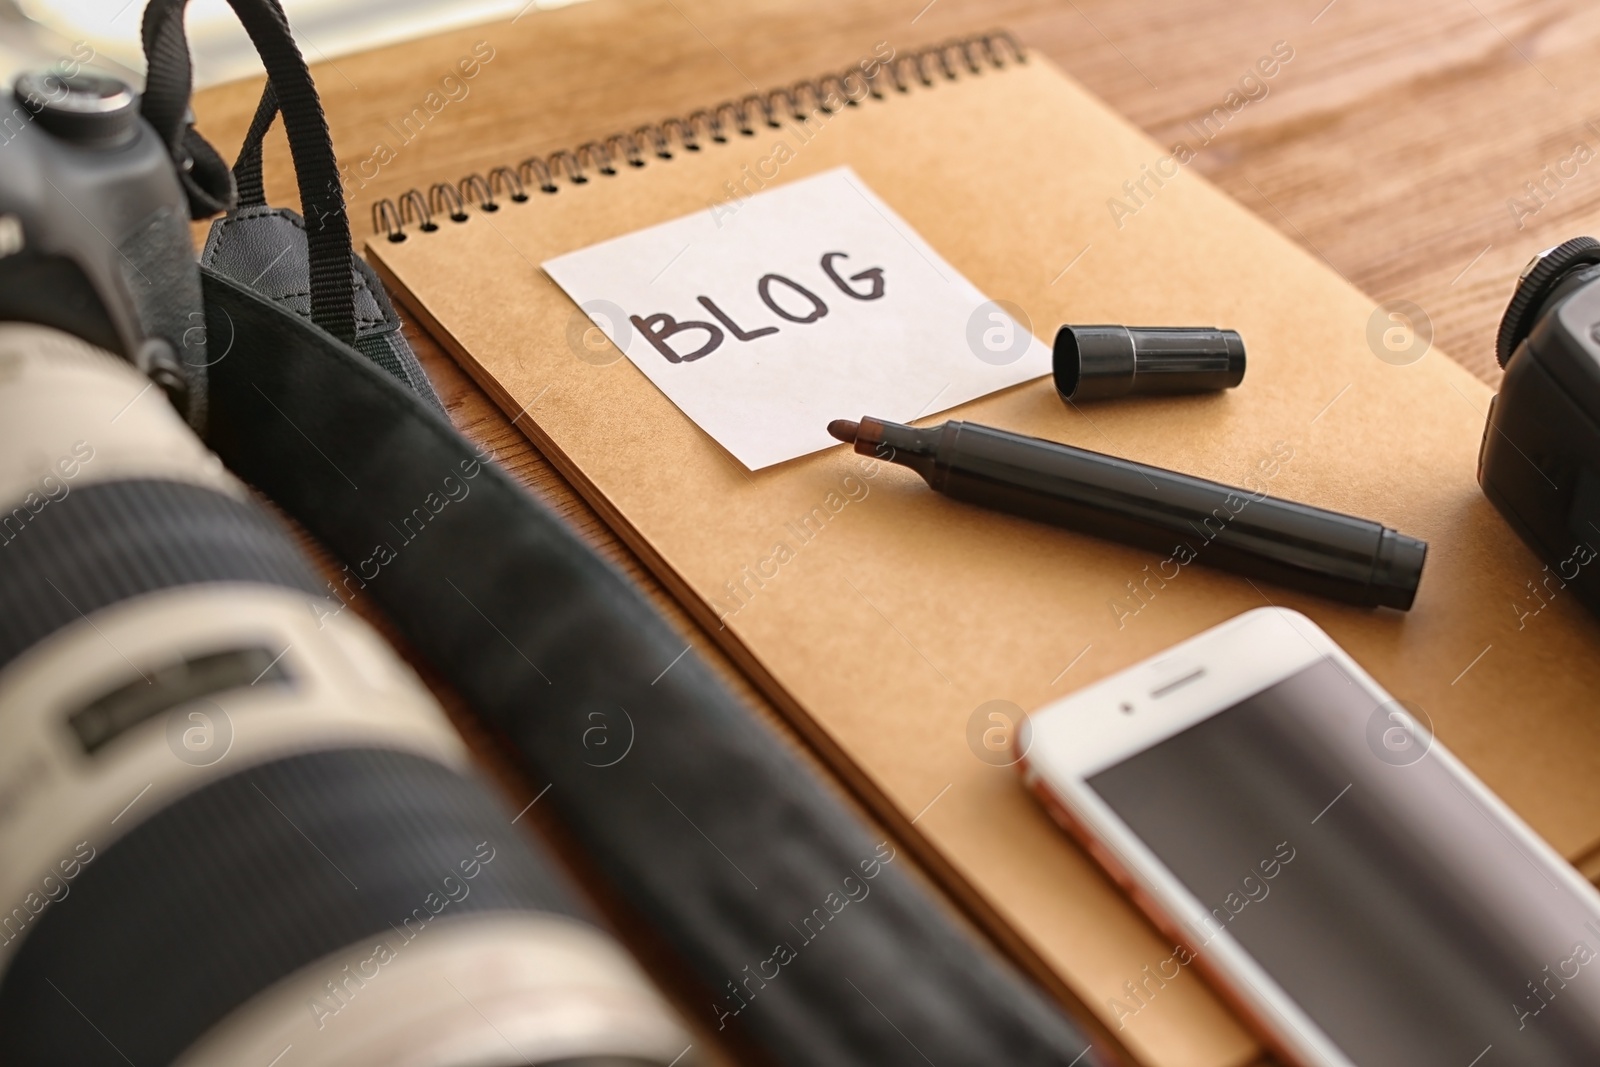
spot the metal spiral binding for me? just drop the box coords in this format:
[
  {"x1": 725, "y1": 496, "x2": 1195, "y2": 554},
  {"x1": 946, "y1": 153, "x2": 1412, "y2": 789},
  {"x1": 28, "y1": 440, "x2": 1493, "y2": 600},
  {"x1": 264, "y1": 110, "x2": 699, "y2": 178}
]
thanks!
[{"x1": 370, "y1": 30, "x2": 1025, "y2": 242}]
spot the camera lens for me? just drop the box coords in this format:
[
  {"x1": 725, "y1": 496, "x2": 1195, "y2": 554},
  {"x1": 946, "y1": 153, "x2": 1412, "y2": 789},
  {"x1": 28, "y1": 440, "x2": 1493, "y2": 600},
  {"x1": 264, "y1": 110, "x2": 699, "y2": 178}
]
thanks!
[{"x1": 0, "y1": 325, "x2": 694, "y2": 1065}]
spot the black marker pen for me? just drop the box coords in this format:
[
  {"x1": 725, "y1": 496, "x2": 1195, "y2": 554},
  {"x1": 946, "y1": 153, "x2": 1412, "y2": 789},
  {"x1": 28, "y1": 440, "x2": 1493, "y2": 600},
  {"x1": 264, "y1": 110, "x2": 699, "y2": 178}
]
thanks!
[{"x1": 828, "y1": 416, "x2": 1426, "y2": 610}]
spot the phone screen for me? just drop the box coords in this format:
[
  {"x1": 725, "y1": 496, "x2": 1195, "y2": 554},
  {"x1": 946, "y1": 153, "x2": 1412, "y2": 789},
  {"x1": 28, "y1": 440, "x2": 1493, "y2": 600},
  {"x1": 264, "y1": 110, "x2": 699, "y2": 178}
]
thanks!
[{"x1": 1087, "y1": 656, "x2": 1600, "y2": 1065}]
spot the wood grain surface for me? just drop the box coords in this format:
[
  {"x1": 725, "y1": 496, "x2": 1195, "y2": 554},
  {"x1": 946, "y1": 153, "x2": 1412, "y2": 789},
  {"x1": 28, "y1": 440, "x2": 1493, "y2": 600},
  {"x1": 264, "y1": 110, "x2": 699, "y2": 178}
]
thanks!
[{"x1": 188, "y1": 2, "x2": 1600, "y2": 1063}]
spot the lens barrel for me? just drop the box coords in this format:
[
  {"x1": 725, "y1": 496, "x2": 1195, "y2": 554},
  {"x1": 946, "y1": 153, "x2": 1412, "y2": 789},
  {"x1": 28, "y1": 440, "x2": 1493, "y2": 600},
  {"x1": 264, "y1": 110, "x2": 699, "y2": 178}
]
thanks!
[{"x1": 0, "y1": 325, "x2": 693, "y2": 1066}]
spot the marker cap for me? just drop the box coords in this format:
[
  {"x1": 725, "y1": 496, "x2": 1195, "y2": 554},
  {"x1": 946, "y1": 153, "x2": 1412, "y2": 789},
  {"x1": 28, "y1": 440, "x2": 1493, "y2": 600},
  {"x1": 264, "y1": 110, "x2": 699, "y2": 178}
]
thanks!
[{"x1": 1054, "y1": 325, "x2": 1246, "y2": 402}]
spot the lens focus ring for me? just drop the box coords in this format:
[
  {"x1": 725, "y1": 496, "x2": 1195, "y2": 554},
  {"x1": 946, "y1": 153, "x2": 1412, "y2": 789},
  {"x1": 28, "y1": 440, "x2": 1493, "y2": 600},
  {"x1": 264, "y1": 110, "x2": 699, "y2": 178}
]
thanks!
[
  {"x1": 0, "y1": 477, "x2": 325, "y2": 673},
  {"x1": 0, "y1": 747, "x2": 585, "y2": 1066}
]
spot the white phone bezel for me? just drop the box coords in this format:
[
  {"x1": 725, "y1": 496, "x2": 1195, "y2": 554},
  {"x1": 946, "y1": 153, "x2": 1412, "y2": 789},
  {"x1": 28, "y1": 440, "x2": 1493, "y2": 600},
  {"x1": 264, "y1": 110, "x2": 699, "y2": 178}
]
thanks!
[{"x1": 1020, "y1": 607, "x2": 1387, "y2": 1067}]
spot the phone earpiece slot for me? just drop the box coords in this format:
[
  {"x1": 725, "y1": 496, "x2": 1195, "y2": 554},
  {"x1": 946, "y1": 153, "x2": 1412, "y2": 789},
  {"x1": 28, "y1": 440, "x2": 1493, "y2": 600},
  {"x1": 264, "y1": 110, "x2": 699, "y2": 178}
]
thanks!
[{"x1": 1150, "y1": 667, "x2": 1205, "y2": 698}]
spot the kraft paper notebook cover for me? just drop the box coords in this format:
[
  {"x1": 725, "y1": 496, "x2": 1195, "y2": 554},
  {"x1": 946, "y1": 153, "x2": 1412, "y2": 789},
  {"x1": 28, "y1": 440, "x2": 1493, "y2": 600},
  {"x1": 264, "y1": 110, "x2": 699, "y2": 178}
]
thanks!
[{"x1": 368, "y1": 37, "x2": 1600, "y2": 1067}]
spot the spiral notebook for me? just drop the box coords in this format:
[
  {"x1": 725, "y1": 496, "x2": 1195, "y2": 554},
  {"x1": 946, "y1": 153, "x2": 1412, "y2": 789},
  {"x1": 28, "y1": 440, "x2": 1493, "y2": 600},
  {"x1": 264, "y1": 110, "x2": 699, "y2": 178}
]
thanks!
[{"x1": 367, "y1": 36, "x2": 1600, "y2": 1067}]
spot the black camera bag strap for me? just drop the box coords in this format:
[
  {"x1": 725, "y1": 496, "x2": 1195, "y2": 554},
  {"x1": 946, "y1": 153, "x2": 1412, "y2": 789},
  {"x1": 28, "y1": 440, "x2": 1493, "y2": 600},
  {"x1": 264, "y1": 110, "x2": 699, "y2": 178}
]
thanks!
[{"x1": 146, "y1": 3, "x2": 1116, "y2": 1064}]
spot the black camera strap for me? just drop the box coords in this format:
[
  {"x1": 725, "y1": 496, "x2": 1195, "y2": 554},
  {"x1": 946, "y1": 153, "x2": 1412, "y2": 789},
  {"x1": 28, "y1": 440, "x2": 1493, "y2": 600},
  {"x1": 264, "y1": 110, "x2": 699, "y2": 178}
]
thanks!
[
  {"x1": 142, "y1": 0, "x2": 357, "y2": 344},
  {"x1": 163, "y1": 4, "x2": 1117, "y2": 1063},
  {"x1": 201, "y1": 269, "x2": 1111, "y2": 1066}
]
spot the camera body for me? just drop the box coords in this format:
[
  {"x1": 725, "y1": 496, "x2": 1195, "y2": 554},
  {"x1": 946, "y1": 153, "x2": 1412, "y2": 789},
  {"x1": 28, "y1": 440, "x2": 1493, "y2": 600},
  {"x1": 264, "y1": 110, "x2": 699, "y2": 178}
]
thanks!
[
  {"x1": 1481, "y1": 238, "x2": 1600, "y2": 616},
  {"x1": 0, "y1": 70, "x2": 206, "y2": 426}
]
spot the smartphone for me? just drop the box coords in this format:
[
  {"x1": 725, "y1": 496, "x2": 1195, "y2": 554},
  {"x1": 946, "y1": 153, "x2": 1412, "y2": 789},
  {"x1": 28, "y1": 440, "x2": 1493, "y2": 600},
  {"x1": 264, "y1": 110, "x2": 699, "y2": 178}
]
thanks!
[{"x1": 1020, "y1": 607, "x2": 1600, "y2": 1067}]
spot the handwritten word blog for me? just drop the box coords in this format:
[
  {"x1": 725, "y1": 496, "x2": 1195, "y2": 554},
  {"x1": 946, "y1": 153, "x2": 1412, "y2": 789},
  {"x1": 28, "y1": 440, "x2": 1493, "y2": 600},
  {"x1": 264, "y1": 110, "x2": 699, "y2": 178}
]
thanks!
[{"x1": 629, "y1": 251, "x2": 885, "y2": 364}]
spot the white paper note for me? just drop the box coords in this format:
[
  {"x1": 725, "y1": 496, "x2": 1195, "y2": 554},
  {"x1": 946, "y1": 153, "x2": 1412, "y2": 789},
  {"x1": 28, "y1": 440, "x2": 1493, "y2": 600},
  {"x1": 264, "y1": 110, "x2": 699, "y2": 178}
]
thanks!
[{"x1": 542, "y1": 167, "x2": 1051, "y2": 470}]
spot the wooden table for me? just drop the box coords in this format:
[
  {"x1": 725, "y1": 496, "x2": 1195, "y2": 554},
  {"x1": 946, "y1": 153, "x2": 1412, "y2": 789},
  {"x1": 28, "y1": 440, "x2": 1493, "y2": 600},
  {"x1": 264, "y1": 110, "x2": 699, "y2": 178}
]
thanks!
[{"x1": 192, "y1": 2, "x2": 1600, "y2": 1062}]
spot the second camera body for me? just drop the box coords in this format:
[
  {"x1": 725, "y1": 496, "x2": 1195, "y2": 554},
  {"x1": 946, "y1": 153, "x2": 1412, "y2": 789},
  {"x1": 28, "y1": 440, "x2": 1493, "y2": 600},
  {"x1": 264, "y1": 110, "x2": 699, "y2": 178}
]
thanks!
[{"x1": 1483, "y1": 237, "x2": 1600, "y2": 617}]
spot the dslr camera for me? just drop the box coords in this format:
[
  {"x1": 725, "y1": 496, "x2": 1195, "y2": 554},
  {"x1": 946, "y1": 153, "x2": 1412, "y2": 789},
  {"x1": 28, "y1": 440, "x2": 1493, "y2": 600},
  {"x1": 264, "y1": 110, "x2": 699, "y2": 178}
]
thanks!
[
  {"x1": 1482, "y1": 236, "x2": 1600, "y2": 618},
  {"x1": 0, "y1": 68, "x2": 693, "y2": 1066}
]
